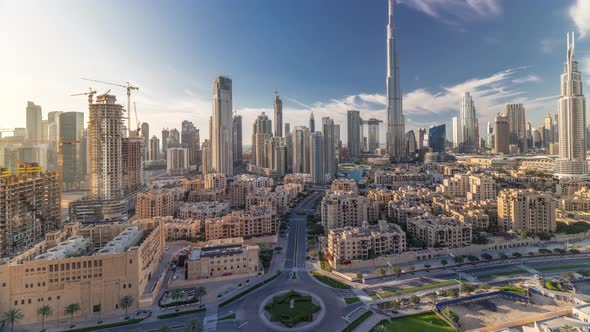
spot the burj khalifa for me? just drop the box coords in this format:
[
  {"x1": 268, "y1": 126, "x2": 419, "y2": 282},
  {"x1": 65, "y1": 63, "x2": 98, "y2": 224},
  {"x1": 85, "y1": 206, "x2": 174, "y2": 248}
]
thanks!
[{"x1": 386, "y1": 0, "x2": 406, "y2": 162}]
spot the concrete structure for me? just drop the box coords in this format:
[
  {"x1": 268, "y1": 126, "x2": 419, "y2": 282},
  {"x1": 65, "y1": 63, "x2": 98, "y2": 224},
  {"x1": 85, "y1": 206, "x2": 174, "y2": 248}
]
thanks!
[
  {"x1": 365, "y1": 118, "x2": 382, "y2": 152},
  {"x1": 185, "y1": 237, "x2": 260, "y2": 280},
  {"x1": 498, "y1": 189, "x2": 557, "y2": 234},
  {"x1": 181, "y1": 120, "x2": 200, "y2": 166},
  {"x1": 452, "y1": 116, "x2": 459, "y2": 148},
  {"x1": 88, "y1": 94, "x2": 124, "y2": 200},
  {"x1": 0, "y1": 219, "x2": 165, "y2": 325},
  {"x1": 121, "y1": 134, "x2": 143, "y2": 194},
  {"x1": 327, "y1": 220, "x2": 406, "y2": 262},
  {"x1": 557, "y1": 32, "x2": 587, "y2": 178},
  {"x1": 232, "y1": 114, "x2": 243, "y2": 165},
  {"x1": 252, "y1": 112, "x2": 272, "y2": 167},
  {"x1": 494, "y1": 114, "x2": 510, "y2": 154},
  {"x1": 309, "y1": 112, "x2": 315, "y2": 133},
  {"x1": 204, "y1": 207, "x2": 275, "y2": 241},
  {"x1": 374, "y1": 170, "x2": 434, "y2": 187},
  {"x1": 428, "y1": 124, "x2": 446, "y2": 153},
  {"x1": 321, "y1": 191, "x2": 369, "y2": 232},
  {"x1": 141, "y1": 122, "x2": 149, "y2": 161},
  {"x1": 292, "y1": 126, "x2": 310, "y2": 174},
  {"x1": 347, "y1": 110, "x2": 361, "y2": 157},
  {"x1": 149, "y1": 135, "x2": 160, "y2": 160},
  {"x1": 467, "y1": 174, "x2": 496, "y2": 201},
  {"x1": 310, "y1": 131, "x2": 324, "y2": 184},
  {"x1": 166, "y1": 147, "x2": 189, "y2": 176},
  {"x1": 59, "y1": 112, "x2": 85, "y2": 191},
  {"x1": 0, "y1": 170, "x2": 60, "y2": 258},
  {"x1": 274, "y1": 94, "x2": 283, "y2": 137},
  {"x1": 322, "y1": 117, "x2": 337, "y2": 180},
  {"x1": 385, "y1": 0, "x2": 405, "y2": 161},
  {"x1": 205, "y1": 172, "x2": 226, "y2": 191},
  {"x1": 229, "y1": 174, "x2": 273, "y2": 208},
  {"x1": 135, "y1": 190, "x2": 175, "y2": 219},
  {"x1": 331, "y1": 178, "x2": 359, "y2": 194},
  {"x1": 505, "y1": 103, "x2": 527, "y2": 154},
  {"x1": 407, "y1": 214, "x2": 472, "y2": 248},
  {"x1": 161, "y1": 128, "x2": 169, "y2": 156},
  {"x1": 457, "y1": 92, "x2": 479, "y2": 153},
  {"x1": 211, "y1": 76, "x2": 234, "y2": 176}
]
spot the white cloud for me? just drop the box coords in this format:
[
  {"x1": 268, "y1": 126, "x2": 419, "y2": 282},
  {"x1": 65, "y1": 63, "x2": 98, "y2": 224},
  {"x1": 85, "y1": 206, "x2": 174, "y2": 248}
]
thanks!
[
  {"x1": 397, "y1": 0, "x2": 502, "y2": 25},
  {"x1": 569, "y1": 0, "x2": 590, "y2": 39},
  {"x1": 512, "y1": 74, "x2": 541, "y2": 84}
]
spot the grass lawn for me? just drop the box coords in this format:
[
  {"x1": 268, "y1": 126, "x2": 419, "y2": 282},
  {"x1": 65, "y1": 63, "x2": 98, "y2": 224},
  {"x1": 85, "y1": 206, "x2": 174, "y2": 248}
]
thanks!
[
  {"x1": 218, "y1": 313, "x2": 236, "y2": 321},
  {"x1": 344, "y1": 297, "x2": 360, "y2": 304},
  {"x1": 497, "y1": 286, "x2": 528, "y2": 296},
  {"x1": 341, "y1": 311, "x2": 373, "y2": 332},
  {"x1": 312, "y1": 271, "x2": 351, "y2": 289},
  {"x1": 537, "y1": 264, "x2": 590, "y2": 272},
  {"x1": 371, "y1": 311, "x2": 457, "y2": 332},
  {"x1": 370, "y1": 280, "x2": 457, "y2": 299},
  {"x1": 265, "y1": 290, "x2": 321, "y2": 327},
  {"x1": 476, "y1": 269, "x2": 528, "y2": 280}
]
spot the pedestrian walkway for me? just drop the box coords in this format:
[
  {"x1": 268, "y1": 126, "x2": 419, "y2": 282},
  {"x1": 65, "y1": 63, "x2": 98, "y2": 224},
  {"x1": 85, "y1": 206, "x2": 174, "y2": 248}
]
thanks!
[
  {"x1": 457, "y1": 271, "x2": 477, "y2": 282},
  {"x1": 203, "y1": 305, "x2": 218, "y2": 332}
]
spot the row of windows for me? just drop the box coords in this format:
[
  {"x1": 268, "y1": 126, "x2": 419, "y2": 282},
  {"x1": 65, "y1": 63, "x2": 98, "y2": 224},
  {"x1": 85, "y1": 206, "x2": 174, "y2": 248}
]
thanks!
[
  {"x1": 48, "y1": 260, "x2": 103, "y2": 272},
  {"x1": 15, "y1": 295, "x2": 60, "y2": 306}
]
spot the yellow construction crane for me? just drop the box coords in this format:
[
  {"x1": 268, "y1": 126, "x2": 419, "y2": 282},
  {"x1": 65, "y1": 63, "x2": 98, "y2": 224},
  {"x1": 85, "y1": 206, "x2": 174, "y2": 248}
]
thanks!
[{"x1": 81, "y1": 78, "x2": 139, "y2": 136}]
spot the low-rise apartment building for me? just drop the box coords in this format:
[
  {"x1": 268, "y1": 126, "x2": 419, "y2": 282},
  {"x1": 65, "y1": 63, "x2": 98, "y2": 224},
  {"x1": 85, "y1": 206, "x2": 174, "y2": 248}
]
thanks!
[
  {"x1": 406, "y1": 214, "x2": 472, "y2": 248},
  {"x1": 135, "y1": 189, "x2": 175, "y2": 219},
  {"x1": 177, "y1": 201, "x2": 230, "y2": 220},
  {"x1": 330, "y1": 178, "x2": 359, "y2": 194},
  {"x1": 205, "y1": 207, "x2": 275, "y2": 241},
  {"x1": 321, "y1": 191, "x2": 369, "y2": 232},
  {"x1": 498, "y1": 189, "x2": 556, "y2": 234}
]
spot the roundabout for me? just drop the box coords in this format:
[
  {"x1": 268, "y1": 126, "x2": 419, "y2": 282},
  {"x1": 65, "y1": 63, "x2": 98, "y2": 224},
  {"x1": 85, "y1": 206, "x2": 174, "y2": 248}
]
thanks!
[{"x1": 259, "y1": 289, "x2": 326, "y2": 331}]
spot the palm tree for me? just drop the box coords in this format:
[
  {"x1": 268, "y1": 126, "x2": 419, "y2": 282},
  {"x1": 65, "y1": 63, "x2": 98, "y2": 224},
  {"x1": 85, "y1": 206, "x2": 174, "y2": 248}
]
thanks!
[
  {"x1": 376, "y1": 268, "x2": 386, "y2": 279},
  {"x1": 37, "y1": 305, "x2": 53, "y2": 331},
  {"x1": 195, "y1": 286, "x2": 206, "y2": 304},
  {"x1": 184, "y1": 319, "x2": 204, "y2": 332},
  {"x1": 390, "y1": 300, "x2": 401, "y2": 313},
  {"x1": 170, "y1": 289, "x2": 183, "y2": 311},
  {"x1": 119, "y1": 295, "x2": 135, "y2": 319},
  {"x1": 429, "y1": 293, "x2": 438, "y2": 304},
  {"x1": 3, "y1": 308, "x2": 24, "y2": 332},
  {"x1": 64, "y1": 303, "x2": 80, "y2": 327},
  {"x1": 355, "y1": 272, "x2": 363, "y2": 281},
  {"x1": 561, "y1": 325, "x2": 577, "y2": 332}
]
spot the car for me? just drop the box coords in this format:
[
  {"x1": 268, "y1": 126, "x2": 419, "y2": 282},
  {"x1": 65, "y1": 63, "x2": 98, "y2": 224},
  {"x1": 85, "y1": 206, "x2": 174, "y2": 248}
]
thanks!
[{"x1": 165, "y1": 246, "x2": 170, "y2": 250}]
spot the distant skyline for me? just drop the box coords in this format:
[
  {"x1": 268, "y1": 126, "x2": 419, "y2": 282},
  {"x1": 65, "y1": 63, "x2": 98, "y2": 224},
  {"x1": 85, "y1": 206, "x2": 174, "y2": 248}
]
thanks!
[{"x1": 1, "y1": 0, "x2": 589, "y2": 143}]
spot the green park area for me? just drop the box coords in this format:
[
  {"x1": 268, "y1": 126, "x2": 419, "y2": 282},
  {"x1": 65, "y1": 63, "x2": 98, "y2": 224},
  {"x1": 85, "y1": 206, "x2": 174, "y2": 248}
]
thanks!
[
  {"x1": 265, "y1": 290, "x2": 321, "y2": 327},
  {"x1": 371, "y1": 311, "x2": 457, "y2": 332},
  {"x1": 311, "y1": 271, "x2": 351, "y2": 289},
  {"x1": 370, "y1": 280, "x2": 457, "y2": 299},
  {"x1": 476, "y1": 269, "x2": 528, "y2": 280},
  {"x1": 537, "y1": 264, "x2": 589, "y2": 272}
]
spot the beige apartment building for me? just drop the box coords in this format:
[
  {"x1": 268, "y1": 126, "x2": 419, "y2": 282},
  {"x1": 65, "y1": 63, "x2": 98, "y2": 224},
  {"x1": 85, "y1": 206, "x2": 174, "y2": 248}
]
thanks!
[
  {"x1": 407, "y1": 214, "x2": 472, "y2": 248},
  {"x1": 321, "y1": 191, "x2": 369, "y2": 232},
  {"x1": 205, "y1": 173, "x2": 227, "y2": 191},
  {"x1": 327, "y1": 220, "x2": 406, "y2": 262},
  {"x1": 374, "y1": 170, "x2": 434, "y2": 187},
  {"x1": 466, "y1": 174, "x2": 496, "y2": 201},
  {"x1": 161, "y1": 217, "x2": 201, "y2": 241},
  {"x1": 437, "y1": 173, "x2": 469, "y2": 197},
  {"x1": 560, "y1": 187, "x2": 590, "y2": 212},
  {"x1": 185, "y1": 237, "x2": 260, "y2": 280},
  {"x1": 187, "y1": 188, "x2": 225, "y2": 202},
  {"x1": 177, "y1": 201, "x2": 230, "y2": 220},
  {"x1": 283, "y1": 173, "x2": 311, "y2": 186},
  {"x1": 135, "y1": 189, "x2": 175, "y2": 219},
  {"x1": 388, "y1": 202, "x2": 430, "y2": 224},
  {"x1": 0, "y1": 219, "x2": 165, "y2": 325},
  {"x1": 330, "y1": 178, "x2": 359, "y2": 194},
  {"x1": 367, "y1": 189, "x2": 396, "y2": 206},
  {"x1": 205, "y1": 207, "x2": 275, "y2": 241},
  {"x1": 246, "y1": 188, "x2": 291, "y2": 216},
  {"x1": 498, "y1": 189, "x2": 556, "y2": 234}
]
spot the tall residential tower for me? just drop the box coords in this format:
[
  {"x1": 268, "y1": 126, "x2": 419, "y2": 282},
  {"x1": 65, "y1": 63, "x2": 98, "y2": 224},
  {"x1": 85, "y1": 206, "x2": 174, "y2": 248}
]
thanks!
[{"x1": 211, "y1": 76, "x2": 234, "y2": 176}]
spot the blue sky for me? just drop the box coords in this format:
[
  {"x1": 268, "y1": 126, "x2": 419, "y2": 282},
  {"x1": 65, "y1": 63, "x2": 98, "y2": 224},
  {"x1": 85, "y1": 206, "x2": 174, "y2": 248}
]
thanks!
[{"x1": 1, "y1": 0, "x2": 589, "y2": 143}]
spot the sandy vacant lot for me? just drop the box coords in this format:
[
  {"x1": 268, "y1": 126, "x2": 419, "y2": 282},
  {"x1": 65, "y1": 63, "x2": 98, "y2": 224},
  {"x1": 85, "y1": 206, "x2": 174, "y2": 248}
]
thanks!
[{"x1": 450, "y1": 293, "x2": 572, "y2": 331}]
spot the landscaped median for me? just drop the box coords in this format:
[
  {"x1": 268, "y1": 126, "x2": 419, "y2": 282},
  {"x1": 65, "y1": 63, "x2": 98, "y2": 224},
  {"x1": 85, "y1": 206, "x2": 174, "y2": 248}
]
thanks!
[
  {"x1": 371, "y1": 311, "x2": 457, "y2": 332},
  {"x1": 536, "y1": 264, "x2": 590, "y2": 272},
  {"x1": 63, "y1": 319, "x2": 142, "y2": 332},
  {"x1": 311, "y1": 271, "x2": 351, "y2": 289},
  {"x1": 219, "y1": 271, "x2": 282, "y2": 307},
  {"x1": 157, "y1": 307, "x2": 206, "y2": 319},
  {"x1": 475, "y1": 269, "x2": 528, "y2": 280},
  {"x1": 341, "y1": 311, "x2": 373, "y2": 332},
  {"x1": 370, "y1": 280, "x2": 458, "y2": 300}
]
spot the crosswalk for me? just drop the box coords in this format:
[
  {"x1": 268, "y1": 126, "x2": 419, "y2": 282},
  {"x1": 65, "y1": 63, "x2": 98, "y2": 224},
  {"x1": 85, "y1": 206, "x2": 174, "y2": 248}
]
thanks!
[{"x1": 203, "y1": 306, "x2": 218, "y2": 332}]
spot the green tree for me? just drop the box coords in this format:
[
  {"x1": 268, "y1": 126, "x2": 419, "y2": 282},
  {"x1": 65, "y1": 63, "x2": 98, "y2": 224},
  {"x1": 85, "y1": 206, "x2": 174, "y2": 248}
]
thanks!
[
  {"x1": 443, "y1": 306, "x2": 459, "y2": 323},
  {"x1": 392, "y1": 266, "x2": 402, "y2": 277},
  {"x1": 460, "y1": 283, "x2": 476, "y2": 295},
  {"x1": 429, "y1": 293, "x2": 438, "y2": 304},
  {"x1": 376, "y1": 268, "x2": 386, "y2": 278},
  {"x1": 37, "y1": 305, "x2": 53, "y2": 331},
  {"x1": 355, "y1": 272, "x2": 363, "y2": 280},
  {"x1": 64, "y1": 303, "x2": 81, "y2": 327},
  {"x1": 479, "y1": 283, "x2": 491, "y2": 290},
  {"x1": 560, "y1": 325, "x2": 577, "y2": 332},
  {"x1": 184, "y1": 319, "x2": 203, "y2": 332},
  {"x1": 119, "y1": 295, "x2": 134, "y2": 318},
  {"x1": 3, "y1": 308, "x2": 24, "y2": 332},
  {"x1": 170, "y1": 289, "x2": 183, "y2": 310},
  {"x1": 441, "y1": 259, "x2": 448, "y2": 266},
  {"x1": 390, "y1": 299, "x2": 401, "y2": 313},
  {"x1": 447, "y1": 289, "x2": 458, "y2": 298},
  {"x1": 195, "y1": 286, "x2": 207, "y2": 304},
  {"x1": 561, "y1": 272, "x2": 575, "y2": 281},
  {"x1": 159, "y1": 325, "x2": 172, "y2": 332},
  {"x1": 409, "y1": 295, "x2": 421, "y2": 308}
]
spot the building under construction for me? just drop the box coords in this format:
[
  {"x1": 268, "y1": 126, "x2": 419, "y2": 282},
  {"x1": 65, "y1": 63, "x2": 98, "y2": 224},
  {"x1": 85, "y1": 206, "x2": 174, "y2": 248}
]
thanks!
[
  {"x1": 122, "y1": 132, "x2": 143, "y2": 194},
  {"x1": 0, "y1": 168, "x2": 60, "y2": 259}
]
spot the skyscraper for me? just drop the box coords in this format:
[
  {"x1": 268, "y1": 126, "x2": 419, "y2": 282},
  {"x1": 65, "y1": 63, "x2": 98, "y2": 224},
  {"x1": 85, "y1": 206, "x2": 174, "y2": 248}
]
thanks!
[
  {"x1": 59, "y1": 112, "x2": 84, "y2": 191},
  {"x1": 181, "y1": 120, "x2": 200, "y2": 166},
  {"x1": 452, "y1": 116, "x2": 459, "y2": 148},
  {"x1": 293, "y1": 126, "x2": 310, "y2": 174},
  {"x1": 88, "y1": 94, "x2": 123, "y2": 200},
  {"x1": 347, "y1": 110, "x2": 361, "y2": 157},
  {"x1": 233, "y1": 114, "x2": 243, "y2": 165},
  {"x1": 149, "y1": 135, "x2": 160, "y2": 160},
  {"x1": 274, "y1": 94, "x2": 283, "y2": 137},
  {"x1": 505, "y1": 103, "x2": 527, "y2": 153},
  {"x1": 494, "y1": 114, "x2": 510, "y2": 154},
  {"x1": 406, "y1": 130, "x2": 417, "y2": 156},
  {"x1": 428, "y1": 124, "x2": 445, "y2": 153},
  {"x1": 458, "y1": 92, "x2": 479, "y2": 153},
  {"x1": 141, "y1": 122, "x2": 150, "y2": 161},
  {"x1": 26, "y1": 101, "x2": 42, "y2": 142},
  {"x1": 309, "y1": 112, "x2": 315, "y2": 133},
  {"x1": 417, "y1": 128, "x2": 426, "y2": 150},
  {"x1": 310, "y1": 132, "x2": 324, "y2": 184},
  {"x1": 252, "y1": 112, "x2": 272, "y2": 167},
  {"x1": 211, "y1": 76, "x2": 234, "y2": 176},
  {"x1": 161, "y1": 128, "x2": 169, "y2": 156},
  {"x1": 385, "y1": 0, "x2": 406, "y2": 161},
  {"x1": 322, "y1": 117, "x2": 336, "y2": 180},
  {"x1": 366, "y1": 118, "x2": 382, "y2": 152},
  {"x1": 557, "y1": 32, "x2": 587, "y2": 178}
]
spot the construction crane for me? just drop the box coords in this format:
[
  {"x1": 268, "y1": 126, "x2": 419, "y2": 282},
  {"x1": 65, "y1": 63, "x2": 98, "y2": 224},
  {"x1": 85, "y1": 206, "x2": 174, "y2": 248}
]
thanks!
[
  {"x1": 134, "y1": 102, "x2": 140, "y2": 133},
  {"x1": 0, "y1": 128, "x2": 15, "y2": 139},
  {"x1": 70, "y1": 88, "x2": 97, "y2": 105},
  {"x1": 81, "y1": 78, "x2": 139, "y2": 136},
  {"x1": 4, "y1": 151, "x2": 42, "y2": 174}
]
